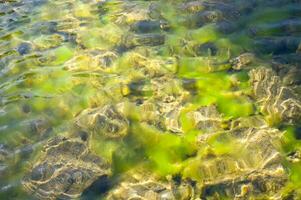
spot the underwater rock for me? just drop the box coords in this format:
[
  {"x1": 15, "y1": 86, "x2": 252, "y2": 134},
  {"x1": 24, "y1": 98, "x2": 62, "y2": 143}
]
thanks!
[
  {"x1": 230, "y1": 53, "x2": 255, "y2": 70},
  {"x1": 272, "y1": 53, "x2": 301, "y2": 67},
  {"x1": 17, "y1": 42, "x2": 32, "y2": 55},
  {"x1": 106, "y1": 170, "x2": 195, "y2": 200},
  {"x1": 33, "y1": 34, "x2": 64, "y2": 50},
  {"x1": 125, "y1": 75, "x2": 188, "y2": 133},
  {"x1": 121, "y1": 50, "x2": 178, "y2": 77},
  {"x1": 193, "y1": 126, "x2": 287, "y2": 199},
  {"x1": 75, "y1": 104, "x2": 129, "y2": 139},
  {"x1": 137, "y1": 100, "x2": 164, "y2": 130},
  {"x1": 253, "y1": 37, "x2": 300, "y2": 55},
  {"x1": 30, "y1": 21, "x2": 58, "y2": 35},
  {"x1": 229, "y1": 115, "x2": 267, "y2": 134},
  {"x1": 97, "y1": 51, "x2": 118, "y2": 69},
  {"x1": 99, "y1": 0, "x2": 152, "y2": 25},
  {"x1": 179, "y1": 10, "x2": 223, "y2": 28},
  {"x1": 249, "y1": 19, "x2": 301, "y2": 37},
  {"x1": 29, "y1": 118, "x2": 52, "y2": 137},
  {"x1": 164, "y1": 108, "x2": 183, "y2": 134},
  {"x1": 120, "y1": 33, "x2": 165, "y2": 49},
  {"x1": 22, "y1": 136, "x2": 110, "y2": 200},
  {"x1": 249, "y1": 67, "x2": 301, "y2": 124},
  {"x1": 196, "y1": 42, "x2": 218, "y2": 56},
  {"x1": 130, "y1": 20, "x2": 169, "y2": 33},
  {"x1": 216, "y1": 20, "x2": 238, "y2": 34},
  {"x1": 179, "y1": 1, "x2": 205, "y2": 13},
  {"x1": 149, "y1": 76, "x2": 189, "y2": 133},
  {"x1": 273, "y1": 64, "x2": 301, "y2": 86},
  {"x1": 180, "y1": 0, "x2": 239, "y2": 17},
  {"x1": 64, "y1": 49, "x2": 117, "y2": 71},
  {"x1": 188, "y1": 105, "x2": 223, "y2": 133}
]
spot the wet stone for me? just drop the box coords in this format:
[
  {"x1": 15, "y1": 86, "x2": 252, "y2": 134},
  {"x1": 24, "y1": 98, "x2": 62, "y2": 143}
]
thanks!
[
  {"x1": 21, "y1": 104, "x2": 31, "y2": 113},
  {"x1": 31, "y1": 21, "x2": 58, "y2": 35},
  {"x1": 254, "y1": 37, "x2": 300, "y2": 55},
  {"x1": 193, "y1": 10, "x2": 224, "y2": 27},
  {"x1": 196, "y1": 42, "x2": 218, "y2": 56},
  {"x1": 216, "y1": 21, "x2": 237, "y2": 34},
  {"x1": 249, "y1": 67, "x2": 301, "y2": 124},
  {"x1": 106, "y1": 170, "x2": 195, "y2": 200},
  {"x1": 75, "y1": 104, "x2": 129, "y2": 139},
  {"x1": 179, "y1": 1, "x2": 205, "y2": 13},
  {"x1": 230, "y1": 53, "x2": 255, "y2": 70},
  {"x1": 33, "y1": 34, "x2": 64, "y2": 50},
  {"x1": 22, "y1": 136, "x2": 111, "y2": 200},
  {"x1": 131, "y1": 20, "x2": 169, "y2": 33},
  {"x1": 17, "y1": 42, "x2": 32, "y2": 55},
  {"x1": 193, "y1": 126, "x2": 287, "y2": 199},
  {"x1": 97, "y1": 51, "x2": 118, "y2": 69},
  {"x1": 29, "y1": 118, "x2": 51, "y2": 137},
  {"x1": 121, "y1": 33, "x2": 165, "y2": 49},
  {"x1": 188, "y1": 105, "x2": 223, "y2": 133}
]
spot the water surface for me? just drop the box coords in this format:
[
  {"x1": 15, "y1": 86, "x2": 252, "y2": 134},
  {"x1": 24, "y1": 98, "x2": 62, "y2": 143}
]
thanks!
[{"x1": 0, "y1": 0, "x2": 301, "y2": 199}]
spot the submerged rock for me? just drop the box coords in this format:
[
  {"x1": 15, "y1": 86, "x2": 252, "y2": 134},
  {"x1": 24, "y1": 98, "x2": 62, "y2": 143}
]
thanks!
[
  {"x1": 75, "y1": 104, "x2": 129, "y2": 139},
  {"x1": 17, "y1": 42, "x2": 32, "y2": 55},
  {"x1": 134, "y1": 75, "x2": 189, "y2": 133},
  {"x1": 64, "y1": 49, "x2": 118, "y2": 71},
  {"x1": 190, "y1": 124, "x2": 287, "y2": 199},
  {"x1": 130, "y1": 20, "x2": 170, "y2": 33},
  {"x1": 30, "y1": 21, "x2": 58, "y2": 35},
  {"x1": 33, "y1": 34, "x2": 64, "y2": 50},
  {"x1": 230, "y1": 53, "x2": 255, "y2": 70},
  {"x1": 188, "y1": 105, "x2": 224, "y2": 133},
  {"x1": 22, "y1": 136, "x2": 110, "y2": 200},
  {"x1": 253, "y1": 37, "x2": 300, "y2": 55},
  {"x1": 99, "y1": 0, "x2": 152, "y2": 25},
  {"x1": 249, "y1": 67, "x2": 301, "y2": 124},
  {"x1": 106, "y1": 170, "x2": 195, "y2": 200},
  {"x1": 196, "y1": 42, "x2": 218, "y2": 56},
  {"x1": 120, "y1": 33, "x2": 165, "y2": 49}
]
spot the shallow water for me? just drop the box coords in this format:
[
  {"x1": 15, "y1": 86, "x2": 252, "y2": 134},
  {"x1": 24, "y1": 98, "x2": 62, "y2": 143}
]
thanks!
[{"x1": 0, "y1": 0, "x2": 301, "y2": 199}]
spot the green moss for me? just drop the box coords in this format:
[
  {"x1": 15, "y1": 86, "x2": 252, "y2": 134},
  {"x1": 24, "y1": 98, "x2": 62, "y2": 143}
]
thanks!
[
  {"x1": 217, "y1": 96, "x2": 254, "y2": 118},
  {"x1": 50, "y1": 46, "x2": 74, "y2": 65},
  {"x1": 190, "y1": 24, "x2": 220, "y2": 44},
  {"x1": 128, "y1": 122, "x2": 197, "y2": 176},
  {"x1": 106, "y1": 104, "x2": 199, "y2": 176}
]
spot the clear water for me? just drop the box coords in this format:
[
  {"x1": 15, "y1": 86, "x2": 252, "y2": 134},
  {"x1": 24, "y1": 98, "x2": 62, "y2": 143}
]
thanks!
[{"x1": 0, "y1": 0, "x2": 301, "y2": 199}]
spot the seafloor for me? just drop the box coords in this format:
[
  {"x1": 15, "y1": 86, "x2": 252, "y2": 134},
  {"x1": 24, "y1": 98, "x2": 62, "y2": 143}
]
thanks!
[{"x1": 0, "y1": 0, "x2": 301, "y2": 199}]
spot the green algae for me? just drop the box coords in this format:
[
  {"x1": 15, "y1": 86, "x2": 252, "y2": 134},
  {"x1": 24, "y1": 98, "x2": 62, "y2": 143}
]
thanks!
[
  {"x1": 50, "y1": 46, "x2": 74, "y2": 65},
  {"x1": 93, "y1": 105, "x2": 199, "y2": 176},
  {"x1": 33, "y1": 34, "x2": 64, "y2": 50},
  {"x1": 179, "y1": 71, "x2": 254, "y2": 118},
  {"x1": 280, "y1": 127, "x2": 301, "y2": 197},
  {"x1": 129, "y1": 122, "x2": 196, "y2": 176}
]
